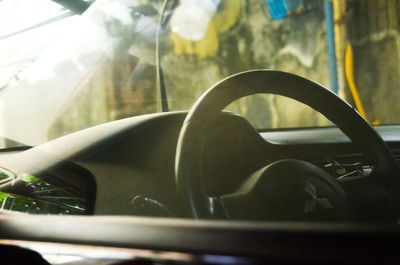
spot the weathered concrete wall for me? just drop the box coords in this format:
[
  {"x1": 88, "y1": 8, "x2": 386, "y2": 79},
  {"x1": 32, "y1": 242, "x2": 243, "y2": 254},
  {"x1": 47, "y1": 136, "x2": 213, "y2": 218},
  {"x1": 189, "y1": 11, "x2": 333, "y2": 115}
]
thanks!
[
  {"x1": 49, "y1": 0, "x2": 332, "y2": 139},
  {"x1": 162, "y1": 0, "x2": 331, "y2": 129},
  {"x1": 347, "y1": 0, "x2": 400, "y2": 124}
]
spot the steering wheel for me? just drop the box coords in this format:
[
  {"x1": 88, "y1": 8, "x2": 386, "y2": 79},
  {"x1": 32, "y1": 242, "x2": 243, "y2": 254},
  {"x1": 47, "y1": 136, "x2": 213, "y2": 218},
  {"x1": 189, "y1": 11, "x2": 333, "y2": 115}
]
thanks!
[{"x1": 175, "y1": 70, "x2": 400, "y2": 221}]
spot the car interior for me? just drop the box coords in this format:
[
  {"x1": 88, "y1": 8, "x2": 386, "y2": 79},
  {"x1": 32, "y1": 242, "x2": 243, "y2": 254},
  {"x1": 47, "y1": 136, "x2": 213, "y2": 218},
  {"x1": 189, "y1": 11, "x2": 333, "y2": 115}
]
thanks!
[
  {"x1": 1, "y1": 0, "x2": 400, "y2": 264},
  {"x1": 1, "y1": 70, "x2": 400, "y2": 264}
]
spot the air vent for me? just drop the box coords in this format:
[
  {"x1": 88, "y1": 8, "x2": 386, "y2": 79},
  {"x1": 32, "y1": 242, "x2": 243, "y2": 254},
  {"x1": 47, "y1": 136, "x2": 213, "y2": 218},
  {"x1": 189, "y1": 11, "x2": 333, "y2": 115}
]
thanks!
[{"x1": 317, "y1": 154, "x2": 371, "y2": 178}]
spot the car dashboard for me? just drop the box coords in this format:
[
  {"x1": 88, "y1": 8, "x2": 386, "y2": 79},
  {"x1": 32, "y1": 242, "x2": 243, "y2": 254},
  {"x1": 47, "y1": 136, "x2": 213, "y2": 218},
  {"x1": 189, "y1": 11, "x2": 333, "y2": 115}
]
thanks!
[
  {"x1": 0, "y1": 111, "x2": 391, "y2": 216},
  {"x1": 0, "y1": 111, "x2": 400, "y2": 264}
]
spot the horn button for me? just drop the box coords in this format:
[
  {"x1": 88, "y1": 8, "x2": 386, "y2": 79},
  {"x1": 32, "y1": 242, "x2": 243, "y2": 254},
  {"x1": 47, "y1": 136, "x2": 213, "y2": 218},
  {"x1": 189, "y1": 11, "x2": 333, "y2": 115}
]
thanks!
[{"x1": 221, "y1": 159, "x2": 347, "y2": 221}]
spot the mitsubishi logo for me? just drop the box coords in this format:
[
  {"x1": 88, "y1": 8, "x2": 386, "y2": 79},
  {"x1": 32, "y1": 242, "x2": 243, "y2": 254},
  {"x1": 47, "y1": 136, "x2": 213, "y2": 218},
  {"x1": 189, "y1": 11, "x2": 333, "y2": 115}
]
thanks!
[{"x1": 304, "y1": 180, "x2": 333, "y2": 214}]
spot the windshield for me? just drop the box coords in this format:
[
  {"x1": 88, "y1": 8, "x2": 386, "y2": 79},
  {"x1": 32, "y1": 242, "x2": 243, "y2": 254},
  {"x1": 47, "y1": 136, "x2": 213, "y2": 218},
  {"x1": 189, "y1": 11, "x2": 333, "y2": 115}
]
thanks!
[{"x1": 0, "y1": 0, "x2": 396, "y2": 146}]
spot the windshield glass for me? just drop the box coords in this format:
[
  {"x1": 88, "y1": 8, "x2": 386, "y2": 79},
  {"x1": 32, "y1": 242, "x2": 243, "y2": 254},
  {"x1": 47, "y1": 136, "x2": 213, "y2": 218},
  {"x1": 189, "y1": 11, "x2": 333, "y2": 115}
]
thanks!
[{"x1": 0, "y1": 0, "x2": 395, "y2": 146}]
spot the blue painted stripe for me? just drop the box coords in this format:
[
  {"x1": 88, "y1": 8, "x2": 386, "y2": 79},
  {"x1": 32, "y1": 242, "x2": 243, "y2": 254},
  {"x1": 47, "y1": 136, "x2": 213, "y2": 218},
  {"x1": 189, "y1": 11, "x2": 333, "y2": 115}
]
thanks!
[{"x1": 324, "y1": 0, "x2": 339, "y2": 94}]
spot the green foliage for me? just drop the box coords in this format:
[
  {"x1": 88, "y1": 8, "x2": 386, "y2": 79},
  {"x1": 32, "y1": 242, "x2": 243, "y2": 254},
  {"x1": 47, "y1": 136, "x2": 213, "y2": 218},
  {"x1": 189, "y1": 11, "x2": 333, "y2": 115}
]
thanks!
[
  {"x1": 0, "y1": 172, "x2": 9, "y2": 180},
  {"x1": 20, "y1": 173, "x2": 38, "y2": 183},
  {"x1": 0, "y1": 173, "x2": 86, "y2": 215}
]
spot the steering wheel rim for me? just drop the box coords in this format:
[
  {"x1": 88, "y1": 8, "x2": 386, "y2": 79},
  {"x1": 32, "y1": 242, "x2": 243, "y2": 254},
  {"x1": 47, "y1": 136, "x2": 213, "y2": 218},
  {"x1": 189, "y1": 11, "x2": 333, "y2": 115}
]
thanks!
[{"x1": 175, "y1": 70, "x2": 400, "y2": 219}]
